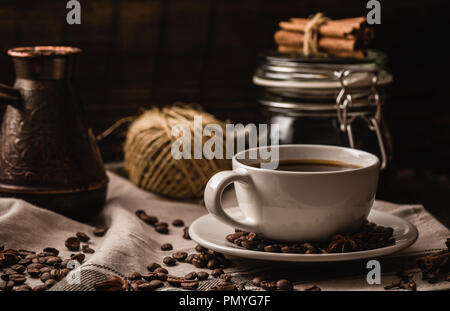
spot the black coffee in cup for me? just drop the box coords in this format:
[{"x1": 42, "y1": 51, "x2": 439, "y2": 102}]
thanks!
[{"x1": 250, "y1": 159, "x2": 362, "y2": 172}]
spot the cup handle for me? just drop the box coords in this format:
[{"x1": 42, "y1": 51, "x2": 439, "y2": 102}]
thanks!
[{"x1": 204, "y1": 169, "x2": 259, "y2": 232}]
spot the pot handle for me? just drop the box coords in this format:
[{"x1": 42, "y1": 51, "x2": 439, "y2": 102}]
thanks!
[{"x1": 0, "y1": 83, "x2": 21, "y2": 109}]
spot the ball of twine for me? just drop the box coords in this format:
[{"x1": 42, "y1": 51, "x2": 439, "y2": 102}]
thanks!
[{"x1": 124, "y1": 106, "x2": 231, "y2": 199}]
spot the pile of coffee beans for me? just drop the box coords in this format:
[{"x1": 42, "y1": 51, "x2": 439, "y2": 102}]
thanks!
[
  {"x1": 1, "y1": 246, "x2": 78, "y2": 291},
  {"x1": 226, "y1": 221, "x2": 395, "y2": 254},
  {"x1": 0, "y1": 228, "x2": 106, "y2": 291},
  {"x1": 94, "y1": 242, "x2": 239, "y2": 291}
]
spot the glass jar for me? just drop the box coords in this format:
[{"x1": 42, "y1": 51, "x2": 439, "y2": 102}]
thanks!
[{"x1": 253, "y1": 50, "x2": 393, "y2": 169}]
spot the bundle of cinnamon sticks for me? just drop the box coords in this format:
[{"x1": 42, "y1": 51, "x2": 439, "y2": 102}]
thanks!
[{"x1": 274, "y1": 16, "x2": 373, "y2": 59}]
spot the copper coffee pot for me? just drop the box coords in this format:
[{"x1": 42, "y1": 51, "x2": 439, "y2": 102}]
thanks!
[{"x1": 0, "y1": 46, "x2": 108, "y2": 220}]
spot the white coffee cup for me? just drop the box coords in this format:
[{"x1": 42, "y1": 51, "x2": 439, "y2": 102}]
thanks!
[{"x1": 204, "y1": 144, "x2": 380, "y2": 242}]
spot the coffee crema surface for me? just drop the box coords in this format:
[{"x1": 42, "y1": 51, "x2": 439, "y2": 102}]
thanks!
[{"x1": 249, "y1": 159, "x2": 362, "y2": 172}]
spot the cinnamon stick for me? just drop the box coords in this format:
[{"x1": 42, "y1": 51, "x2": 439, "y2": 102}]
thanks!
[
  {"x1": 277, "y1": 45, "x2": 366, "y2": 59},
  {"x1": 274, "y1": 30, "x2": 359, "y2": 52},
  {"x1": 283, "y1": 17, "x2": 367, "y2": 38}
]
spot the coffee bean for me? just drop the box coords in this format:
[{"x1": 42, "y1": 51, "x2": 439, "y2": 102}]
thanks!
[
  {"x1": 71, "y1": 253, "x2": 85, "y2": 263},
  {"x1": 1, "y1": 253, "x2": 19, "y2": 267},
  {"x1": 138, "y1": 280, "x2": 163, "y2": 291},
  {"x1": 225, "y1": 232, "x2": 245, "y2": 243},
  {"x1": 61, "y1": 268, "x2": 70, "y2": 277},
  {"x1": 154, "y1": 267, "x2": 168, "y2": 274},
  {"x1": 263, "y1": 245, "x2": 281, "y2": 253},
  {"x1": 128, "y1": 272, "x2": 142, "y2": 281},
  {"x1": 195, "y1": 245, "x2": 207, "y2": 253},
  {"x1": 185, "y1": 254, "x2": 195, "y2": 264},
  {"x1": 252, "y1": 276, "x2": 265, "y2": 287},
  {"x1": 172, "y1": 251, "x2": 188, "y2": 262},
  {"x1": 135, "y1": 209, "x2": 145, "y2": 216},
  {"x1": 184, "y1": 272, "x2": 197, "y2": 280},
  {"x1": 207, "y1": 259, "x2": 219, "y2": 270},
  {"x1": 220, "y1": 274, "x2": 232, "y2": 282},
  {"x1": 161, "y1": 243, "x2": 173, "y2": 251},
  {"x1": 155, "y1": 225, "x2": 169, "y2": 234},
  {"x1": 211, "y1": 268, "x2": 224, "y2": 278},
  {"x1": 304, "y1": 285, "x2": 321, "y2": 291},
  {"x1": 82, "y1": 245, "x2": 95, "y2": 254},
  {"x1": 40, "y1": 272, "x2": 51, "y2": 282},
  {"x1": 10, "y1": 276, "x2": 26, "y2": 286},
  {"x1": 18, "y1": 258, "x2": 32, "y2": 266},
  {"x1": 130, "y1": 280, "x2": 146, "y2": 291},
  {"x1": 36, "y1": 252, "x2": 48, "y2": 257},
  {"x1": 40, "y1": 266, "x2": 51, "y2": 273},
  {"x1": 93, "y1": 226, "x2": 109, "y2": 236},
  {"x1": 50, "y1": 269, "x2": 63, "y2": 281},
  {"x1": 45, "y1": 279, "x2": 57, "y2": 288},
  {"x1": 183, "y1": 227, "x2": 190, "y2": 240},
  {"x1": 197, "y1": 271, "x2": 209, "y2": 280},
  {"x1": 46, "y1": 256, "x2": 62, "y2": 266},
  {"x1": 94, "y1": 275, "x2": 128, "y2": 291},
  {"x1": 260, "y1": 280, "x2": 277, "y2": 291},
  {"x1": 192, "y1": 257, "x2": 205, "y2": 268},
  {"x1": 147, "y1": 262, "x2": 161, "y2": 272},
  {"x1": 241, "y1": 240, "x2": 258, "y2": 249},
  {"x1": 32, "y1": 284, "x2": 48, "y2": 291},
  {"x1": 9, "y1": 273, "x2": 23, "y2": 279},
  {"x1": 163, "y1": 256, "x2": 176, "y2": 266},
  {"x1": 0, "y1": 280, "x2": 14, "y2": 291},
  {"x1": 167, "y1": 276, "x2": 183, "y2": 287},
  {"x1": 18, "y1": 250, "x2": 35, "y2": 258},
  {"x1": 3, "y1": 268, "x2": 16, "y2": 275},
  {"x1": 172, "y1": 219, "x2": 184, "y2": 227},
  {"x1": 156, "y1": 273, "x2": 168, "y2": 281},
  {"x1": 65, "y1": 237, "x2": 80, "y2": 251},
  {"x1": 277, "y1": 279, "x2": 293, "y2": 291},
  {"x1": 11, "y1": 264, "x2": 25, "y2": 273},
  {"x1": 247, "y1": 232, "x2": 259, "y2": 240},
  {"x1": 25, "y1": 254, "x2": 37, "y2": 260},
  {"x1": 27, "y1": 263, "x2": 45, "y2": 271},
  {"x1": 15, "y1": 284, "x2": 32, "y2": 291},
  {"x1": 216, "y1": 282, "x2": 236, "y2": 291},
  {"x1": 181, "y1": 279, "x2": 199, "y2": 290},
  {"x1": 76, "y1": 232, "x2": 91, "y2": 242},
  {"x1": 43, "y1": 247, "x2": 59, "y2": 256},
  {"x1": 142, "y1": 272, "x2": 158, "y2": 281}
]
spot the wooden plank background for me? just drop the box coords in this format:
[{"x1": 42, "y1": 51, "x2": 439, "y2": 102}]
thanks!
[{"x1": 0, "y1": 0, "x2": 449, "y2": 171}]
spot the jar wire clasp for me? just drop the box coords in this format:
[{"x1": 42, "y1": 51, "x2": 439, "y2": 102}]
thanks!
[{"x1": 335, "y1": 69, "x2": 387, "y2": 170}]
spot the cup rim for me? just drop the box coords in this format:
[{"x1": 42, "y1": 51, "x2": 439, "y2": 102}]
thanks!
[{"x1": 233, "y1": 144, "x2": 380, "y2": 175}]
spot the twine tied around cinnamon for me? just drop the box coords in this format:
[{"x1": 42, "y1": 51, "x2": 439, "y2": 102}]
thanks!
[{"x1": 303, "y1": 12, "x2": 329, "y2": 57}]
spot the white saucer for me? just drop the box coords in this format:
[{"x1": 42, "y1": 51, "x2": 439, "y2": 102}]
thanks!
[{"x1": 189, "y1": 208, "x2": 418, "y2": 262}]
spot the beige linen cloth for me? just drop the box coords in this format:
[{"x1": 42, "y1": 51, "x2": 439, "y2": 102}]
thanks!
[{"x1": 1, "y1": 168, "x2": 449, "y2": 291}]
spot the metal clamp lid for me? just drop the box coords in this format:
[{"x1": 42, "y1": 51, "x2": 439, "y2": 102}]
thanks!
[{"x1": 335, "y1": 69, "x2": 387, "y2": 170}]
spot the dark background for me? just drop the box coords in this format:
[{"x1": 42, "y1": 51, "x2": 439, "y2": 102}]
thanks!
[{"x1": 0, "y1": 1, "x2": 449, "y2": 224}]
